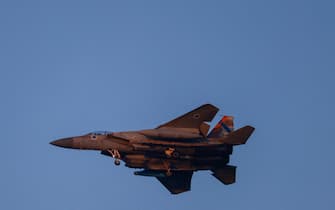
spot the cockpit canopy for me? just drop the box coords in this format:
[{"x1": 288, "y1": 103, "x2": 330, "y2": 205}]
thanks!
[{"x1": 90, "y1": 131, "x2": 112, "y2": 136}]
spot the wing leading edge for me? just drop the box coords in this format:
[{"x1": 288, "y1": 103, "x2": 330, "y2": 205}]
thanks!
[{"x1": 157, "y1": 104, "x2": 219, "y2": 129}]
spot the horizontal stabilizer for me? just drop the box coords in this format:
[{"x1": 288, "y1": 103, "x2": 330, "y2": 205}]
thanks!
[
  {"x1": 212, "y1": 165, "x2": 236, "y2": 185},
  {"x1": 218, "y1": 126, "x2": 255, "y2": 145},
  {"x1": 156, "y1": 171, "x2": 193, "y2": 194}
]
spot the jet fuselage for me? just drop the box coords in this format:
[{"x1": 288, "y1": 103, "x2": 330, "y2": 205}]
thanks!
[
  {"x1": 51, "y1": 130, "x2": 232, "y2": 172},
  {"x1": 50, "y1": 104, "x2": 254, "y2": 194}
]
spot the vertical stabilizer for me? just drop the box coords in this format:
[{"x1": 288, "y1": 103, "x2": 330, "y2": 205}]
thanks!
[{"x1": 208, "y1": 116, "x2": 234, "y2": 138}]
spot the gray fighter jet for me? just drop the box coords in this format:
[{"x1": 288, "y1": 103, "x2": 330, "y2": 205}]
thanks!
[{"x1": 50, "y1": 104, "x2": 254, "y2": 194}]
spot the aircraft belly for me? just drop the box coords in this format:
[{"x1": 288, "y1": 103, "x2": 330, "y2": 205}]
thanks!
[
  {"x1": 132, "y1": 143, "x2": 231, "y2": 157},
  {"x1": 130, "y1": 138, "x2": 220, "y2": 147},
  {"x1": 123, "y1": 154, "x2": 229, "y2": 171}
]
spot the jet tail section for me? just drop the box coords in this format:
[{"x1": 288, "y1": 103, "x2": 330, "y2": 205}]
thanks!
[
  {"x1": 208, "y1": 116, "x2": 234, "y2": 138},
  {"x1": 217, "y1": 126, "x2": 255, "y2": 145}
]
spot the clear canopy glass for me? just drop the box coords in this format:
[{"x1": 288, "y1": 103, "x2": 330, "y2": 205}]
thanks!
[{"x1": 90, "y1": 131, "x2": 111, "y2": 136}]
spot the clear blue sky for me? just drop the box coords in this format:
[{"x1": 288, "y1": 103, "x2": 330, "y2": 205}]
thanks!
[{"x1": 1, "y1": 1, "x2": 334, "y2": 209}]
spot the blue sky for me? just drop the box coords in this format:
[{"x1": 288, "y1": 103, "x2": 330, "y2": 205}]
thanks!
[{"x1": 1, "y1": 1, "x2": 334, "y2": 210}]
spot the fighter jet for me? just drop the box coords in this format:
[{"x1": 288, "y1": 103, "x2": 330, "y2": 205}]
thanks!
[{"x1": 50, "y1": 104, "x2": 254, "y2": 194}]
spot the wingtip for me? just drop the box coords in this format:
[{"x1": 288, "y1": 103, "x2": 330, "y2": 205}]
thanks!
[
  {"x1": 245, "y1": 125, "x2": 255, "y2": 133},
  {"x1": 201, "y1": 103, "x2": 219, "y2": 110},
  {"x1": 237, "y1": 125, "x2": 255, "y2": 144}
]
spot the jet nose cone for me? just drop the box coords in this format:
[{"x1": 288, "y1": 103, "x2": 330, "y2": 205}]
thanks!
[{"x1": 50, "y1": 138, "x2": 74, "y2": 148}]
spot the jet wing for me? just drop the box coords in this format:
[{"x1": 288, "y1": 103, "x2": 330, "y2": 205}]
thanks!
[
  {"x1": 156, "y1": 171, "x2": 193, "y2": 194},
  {"x1": 157, "y1": 104, "x2": 219, "y2": 129}
]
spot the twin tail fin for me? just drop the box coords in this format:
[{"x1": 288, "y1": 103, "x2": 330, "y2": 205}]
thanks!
[{"x1": 207, "y1": 116, "x2": 234, "y2": 138}]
